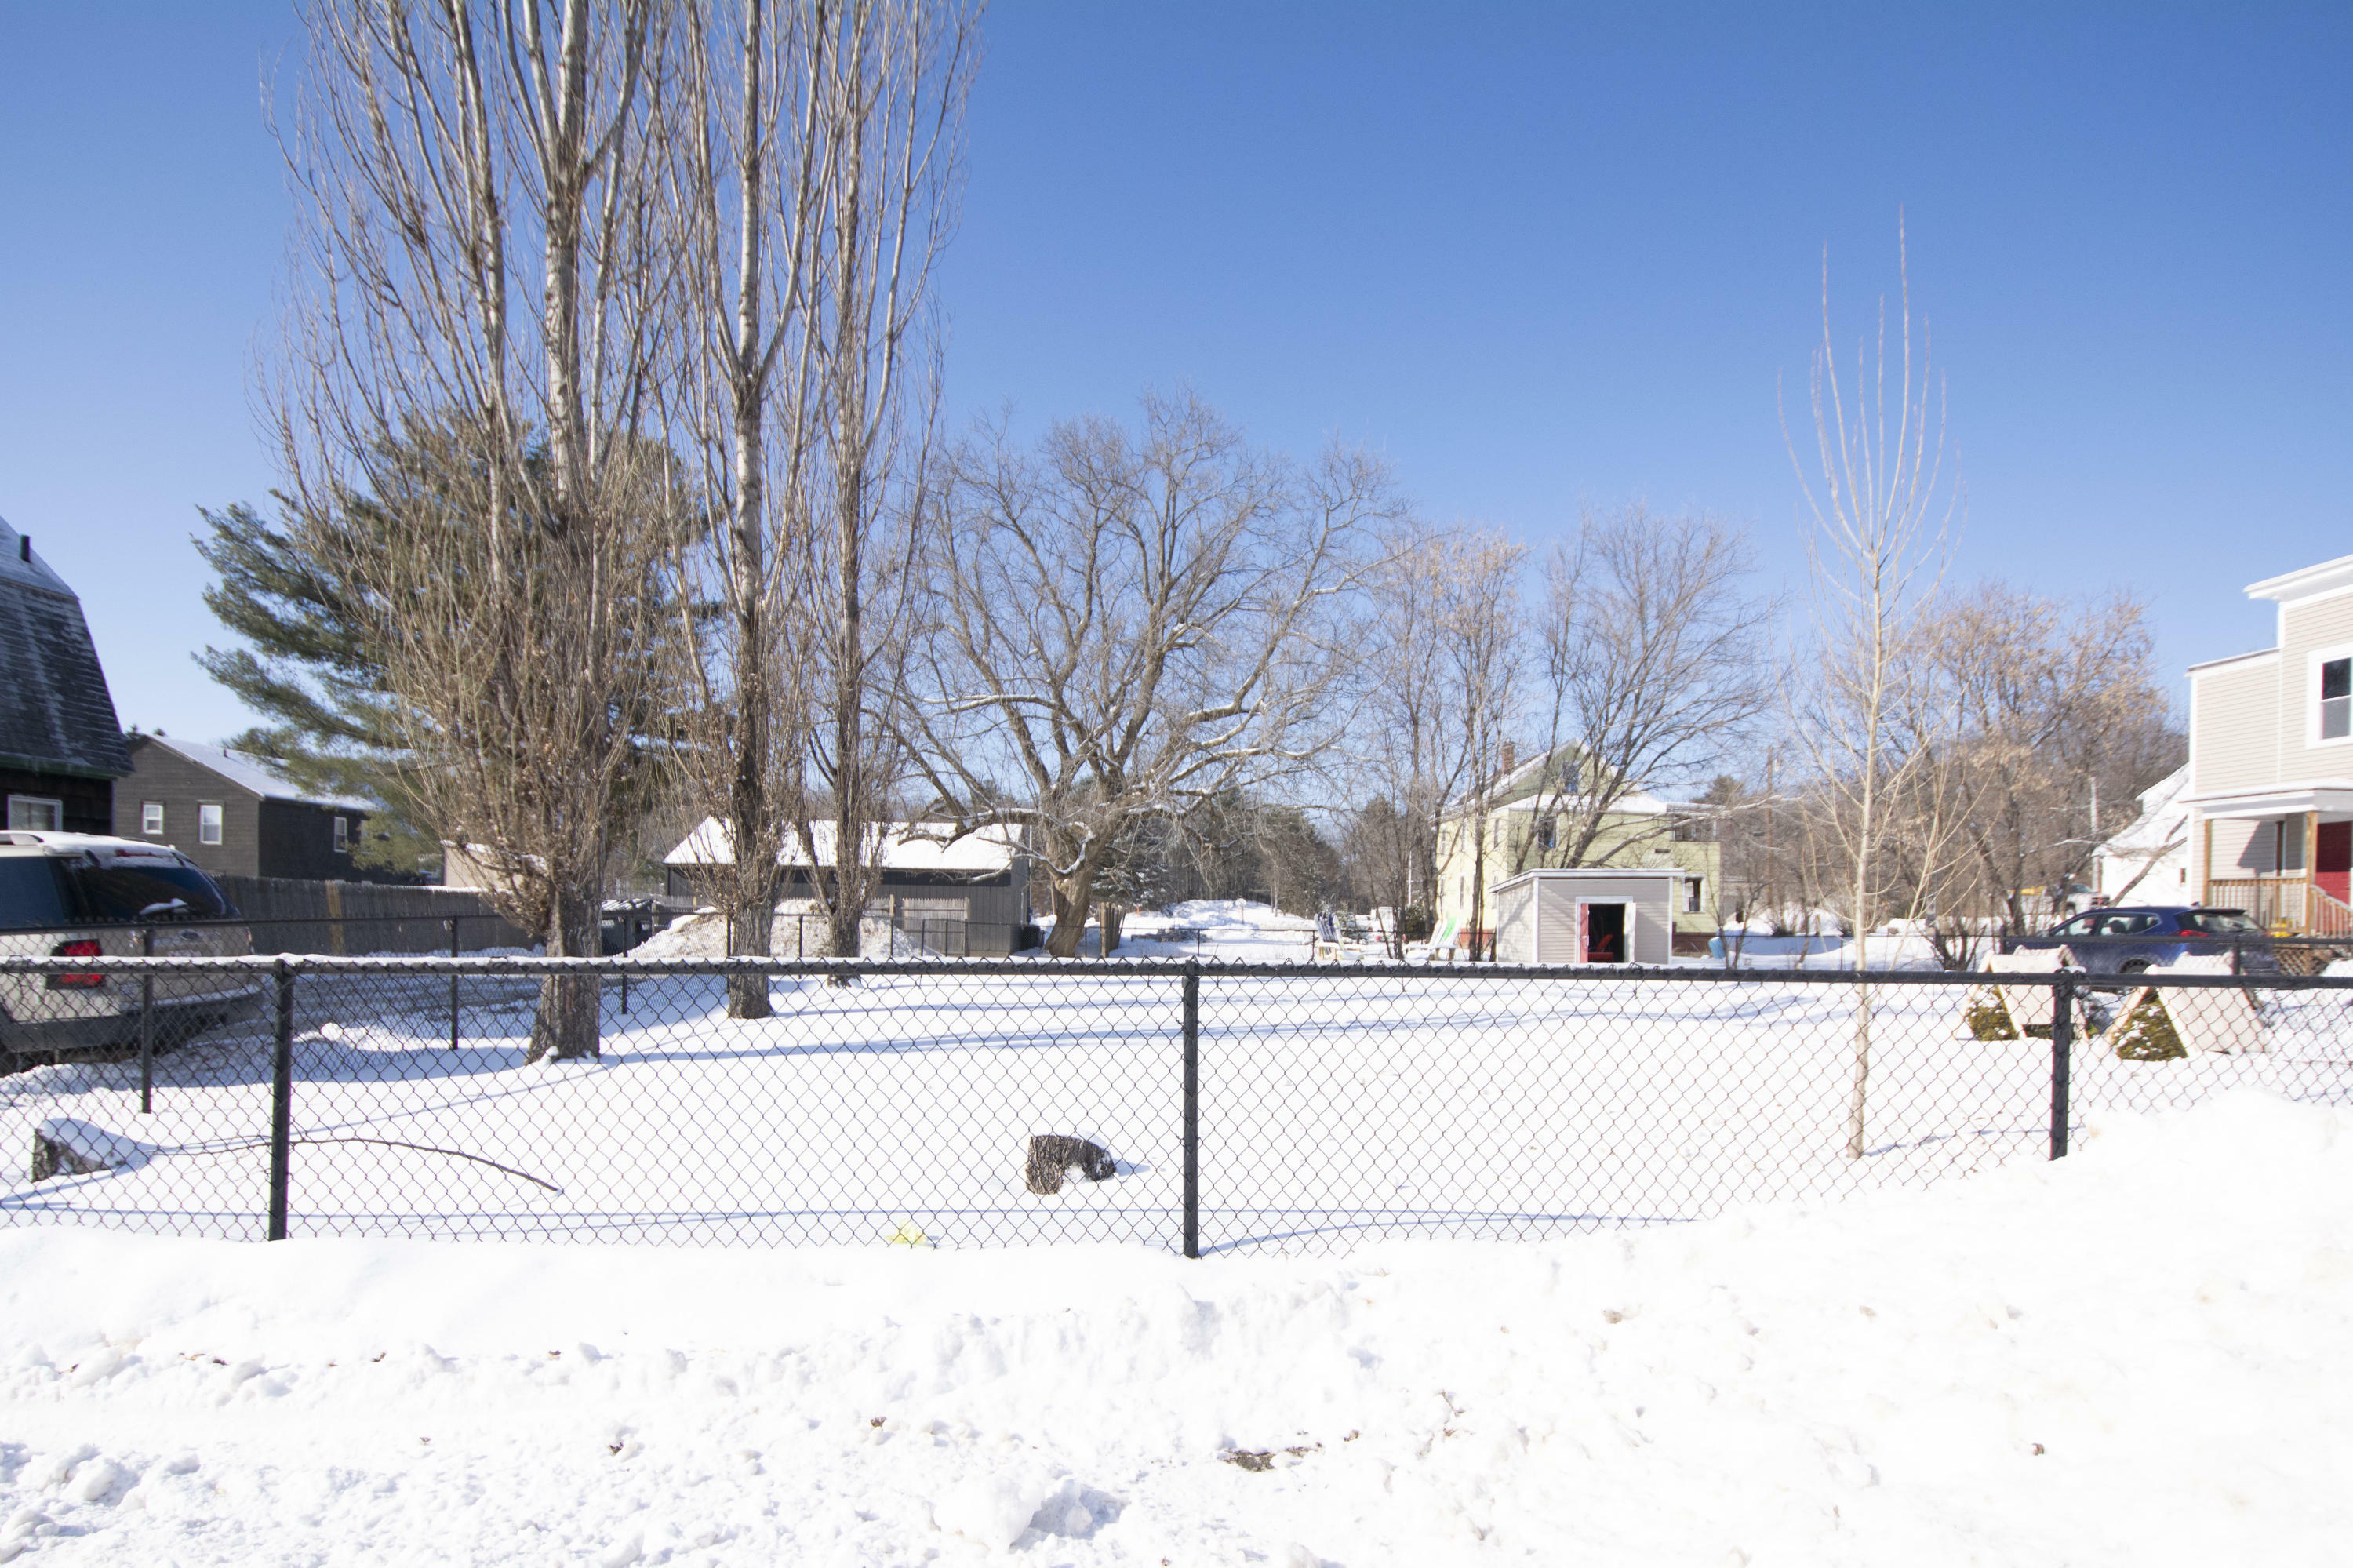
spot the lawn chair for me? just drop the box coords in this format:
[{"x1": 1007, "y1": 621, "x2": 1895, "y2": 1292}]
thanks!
[{"x1": 1409, "y1": 915, "x2": 1463, "y2": 962}]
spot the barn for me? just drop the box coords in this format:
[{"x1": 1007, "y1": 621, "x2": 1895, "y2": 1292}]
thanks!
[{"x1": 1491, "y1": 868, "x2": 1683, "y2": 966}]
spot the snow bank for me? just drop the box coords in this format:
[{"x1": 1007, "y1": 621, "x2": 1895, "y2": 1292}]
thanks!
[{"x1": 2, "y1": 1091, "x2": 2346, "y2": 1564}]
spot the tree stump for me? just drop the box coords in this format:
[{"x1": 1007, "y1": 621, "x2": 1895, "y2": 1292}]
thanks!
[{"x1": 1024, "y1": 1134, "x2": 1115, "y2": 1195}]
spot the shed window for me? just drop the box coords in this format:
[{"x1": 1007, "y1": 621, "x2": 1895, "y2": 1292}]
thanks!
[
  {"x1": 5, "y1": 795, "x2": 62, "y2": 831},
  {"x1": 333, "y1": 817, "x2": 349, "y2": 854},
  {"x1": 2323, "y1": 657, "x2": 2351, "y2": 742},
  {"x1": 198, "y1": 803, "x2": 224, "y2": 846},
  {"x1": 141, "y1": 802, "x2": 165, "y2": 835}
]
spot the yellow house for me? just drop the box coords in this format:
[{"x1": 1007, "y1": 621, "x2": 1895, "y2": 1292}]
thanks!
[{"x1": 1434, "y1": 747, "x2": 1721, "y2": 949}]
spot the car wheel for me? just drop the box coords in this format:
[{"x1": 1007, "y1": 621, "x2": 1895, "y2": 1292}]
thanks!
[{"x1": 2118, "y1": 959, "x2": 2151, "y2": 975}]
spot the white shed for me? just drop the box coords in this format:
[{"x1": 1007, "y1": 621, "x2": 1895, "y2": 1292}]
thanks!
[{"x1": 1493, "y1": 868, "x2": 1682, "y2": 966}]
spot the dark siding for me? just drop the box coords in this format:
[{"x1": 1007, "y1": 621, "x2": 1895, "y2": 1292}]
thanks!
[
  {"x1": 256, "y1": 797, "x2": 371, "y2": 881},
  {"x1": 115, "y1": 737, "x2": 391, "y2": 883},
  {"x1": 113, "y1": 737, "x2": 262, "y2": 879},
  {"x1": 0, "y1": 569, "x2": 131, "y2": 782},
  {"x1": 1, "y1": 764, "x2": 113, "y2": 835}
]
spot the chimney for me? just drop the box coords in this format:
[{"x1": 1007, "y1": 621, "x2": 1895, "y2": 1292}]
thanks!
[{"x1": 1500, "y1": 741, "x2": 1517, "y2": 775}]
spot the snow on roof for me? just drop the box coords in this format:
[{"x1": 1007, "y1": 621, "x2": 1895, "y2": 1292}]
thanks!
[
  {"x1": 138, "y1": 734, "x2": 376, "y2": 813},
  {"x1": 0, "y1": 513, "x2": 131, "y2": 780},
  {"x1": 2097, "y1": 766, "x2": 2190, "y2": 857},
  {"x1": 664, "y1": 817, "x2": 1021, "y2": 874}
]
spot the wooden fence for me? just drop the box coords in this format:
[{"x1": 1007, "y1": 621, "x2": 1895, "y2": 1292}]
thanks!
[{"x1": 213, "y1": 876, "x2": 531, "y2": 955}]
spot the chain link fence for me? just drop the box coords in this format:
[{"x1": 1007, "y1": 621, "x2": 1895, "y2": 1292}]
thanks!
[{"x1": 4, "y1": 956, "x2": 2348, "y2": 1256}]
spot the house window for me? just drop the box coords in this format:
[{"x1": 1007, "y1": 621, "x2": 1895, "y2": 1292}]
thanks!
[
  {"x1": 5, "y1": 795, "x2": 63, "y2": 831},
  {"x1": 141, "y1": 802, "x2": 165, "y2": 835},
  {"x1": 199, "y1": 802, "x2": 224, "y2": 846},
  {"x1": 1685, "y1": 877, "x2": 1703, "y2": 914},
  {"x1": 2324, "y1": 656, "x2": 2351, "y2": 742},
  {"x1": 1534, "y1": 815, "x2": 1555, "y2": 852},
  {"x1": 333, "y1": 817, "x2": 350, "y2": 854}
]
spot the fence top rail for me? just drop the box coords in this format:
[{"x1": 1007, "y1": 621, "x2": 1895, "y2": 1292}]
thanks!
[{"x1": 2, "y1": 954, "x2": 2349, "y2": 988}]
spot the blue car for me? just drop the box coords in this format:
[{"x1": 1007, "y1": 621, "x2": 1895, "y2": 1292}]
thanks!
[{"x1": 2010, "y1": 905, "x2": 2278, "y2": 976}]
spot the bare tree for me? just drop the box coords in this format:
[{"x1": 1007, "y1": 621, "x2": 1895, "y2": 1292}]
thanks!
[
  {"x1": 1355, "y1": 519, "x2": 1516, "y2": 954},
  {"x1": 1438, "y1": 533, "x2": 1529, "y2": 959},
  {"x1": 791, "y1": 0, "x2": 976, "y2": 966},
  {"x1": 274, "y1": 0, "x2": 678, "y2": 1061},
  {"x1": 1900, "y1": 586, "x2": 2180, "y2": 940},
  {"x1": 1782, "y1": 216, "x2": 1955, "y2": 1155},
  {"x1": 906, "y1": 392, "x2": 1394, "y2": 958},
  {"x1": 1518, "y1": 505, "x2": 1777, "y2": 873},
  {"x1": 659, "y1": 0, "x2": 826, "y2": 1013}
]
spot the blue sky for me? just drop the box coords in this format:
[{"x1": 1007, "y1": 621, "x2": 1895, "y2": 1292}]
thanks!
[{"x1": 2, "y1": 2, "x2": 2347, "y2": 746}]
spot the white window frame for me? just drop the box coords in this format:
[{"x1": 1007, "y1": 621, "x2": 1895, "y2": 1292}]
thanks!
[
  {"x1": 2308, "y1": 641, "x2": 2353, "y2": 748},
  {"x1": 5, "y1": 795, "x2": 64, "y2": 831},
  {"x1": 198, "y1": 802, "x2": 224, "y2": 846},
  {"x1": 333, "y1": 816, "x2": 350, "y2": 854},
  {"x1": 141, "y1": 801, "x2": 165, "y2": 835}
]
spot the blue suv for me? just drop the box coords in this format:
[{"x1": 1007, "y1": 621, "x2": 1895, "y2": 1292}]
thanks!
[{"x1": 2009, "y1": 905, "x2": 2278, "y2": 976}]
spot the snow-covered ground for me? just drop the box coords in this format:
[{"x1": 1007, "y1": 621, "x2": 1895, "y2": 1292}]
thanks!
[
  {"x1": 6, "y1": 963, "x2": 2348, "y2": 1253},
  {"x1": 0, "y1": 1090, "x2": 2346, "y2": 1565}
]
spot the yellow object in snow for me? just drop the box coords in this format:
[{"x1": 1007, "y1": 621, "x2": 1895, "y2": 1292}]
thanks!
[{"x1": 885, "y1": 1223, "x2": 932, "y2": 1248}]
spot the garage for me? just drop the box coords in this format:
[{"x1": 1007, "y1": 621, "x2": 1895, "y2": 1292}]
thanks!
[{"x1": 1492, "y1": 868, "x2": 1681, "y2": 966}]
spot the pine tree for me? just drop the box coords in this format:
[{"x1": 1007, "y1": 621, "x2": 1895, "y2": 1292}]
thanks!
[{"x1": 193, "y1": 499, "x2": 438, "y2": 875}]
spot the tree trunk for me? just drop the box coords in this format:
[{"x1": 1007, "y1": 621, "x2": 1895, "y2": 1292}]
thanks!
[
  {"x1": 1046, "y1": 875, "x2": 1094, "y2": 959},
  {"x1": 528, "y1": 884, "x2": 602, "y2": 1063}
]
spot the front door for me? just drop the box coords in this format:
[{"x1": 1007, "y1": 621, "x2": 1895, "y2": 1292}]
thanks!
[{"x1": 2318, "y1": 821, "x2": 2351, "y2": 904}]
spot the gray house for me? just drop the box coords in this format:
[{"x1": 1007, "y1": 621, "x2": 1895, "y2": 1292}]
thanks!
[
  {"x1": 114, "y1": 734, "x2": 387, "y2": 883},
  {"x1": 662, "y1": 818, "x2": 1036, "y2": 954},
  {"x1": 0, "y1": 518, "x2": 129, "y2": 834}
]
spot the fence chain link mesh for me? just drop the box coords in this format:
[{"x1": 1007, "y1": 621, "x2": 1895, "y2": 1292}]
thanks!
[{"x1": 4, "y1": 956, "x2": 2348, "y2": 1255}]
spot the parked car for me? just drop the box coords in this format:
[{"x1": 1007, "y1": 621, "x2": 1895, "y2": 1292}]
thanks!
[
  {"x1": 0, "y1": 831, "x2": 262, "y2": 1064},
  {"x1": 2010, "y1": 905, "x2": 2278, "y2": 977}
]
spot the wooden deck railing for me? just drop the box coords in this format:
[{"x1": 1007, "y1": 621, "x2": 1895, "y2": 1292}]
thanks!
[{"x1": 2204, "y1": 875, "x2": 2353, "y2": 937}]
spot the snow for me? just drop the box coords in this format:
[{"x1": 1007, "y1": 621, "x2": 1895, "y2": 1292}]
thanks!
[
  {"x1": 0, "y1": 1090, "x2": 2347, "y2": 1563},
  {"x1": 9, "y1": 962, "x2": 2351, "y2": 1251}
]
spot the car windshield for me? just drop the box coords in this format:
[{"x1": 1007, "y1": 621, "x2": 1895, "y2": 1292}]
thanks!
[
  {"x1": 2180, "y1": 910, "x2": 2263, "y2": 935},
  {"x1": 0, "y1": 856, "x2": 73, "y2": 928},
  {"x1": 68, "y1": 861, "x2": 231, "y2": 922}
]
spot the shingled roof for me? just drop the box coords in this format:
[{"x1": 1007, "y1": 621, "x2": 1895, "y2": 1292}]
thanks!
[{"x1": 0, "y1": 515, "x2": 130, "y2": 780}]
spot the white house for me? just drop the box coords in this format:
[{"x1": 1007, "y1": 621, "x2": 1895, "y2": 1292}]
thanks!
[
  {"x1": 2093, "y1": 764, "x2": 2191, "y2": 905},
  {"x1": 2182, "y1": 552, "x2": 2353, "y2": 935}
]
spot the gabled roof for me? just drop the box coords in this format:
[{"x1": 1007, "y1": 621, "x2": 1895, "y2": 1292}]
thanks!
[
  {"x1": 0, "y1": 515, "x2": 130, "y2": 780},
  {"x1": 130, "y1": 733, "x2": 375, "y2": 813},
  {"x1": 1450, "y1": 744, "x2": 1671, "y2": 817}
]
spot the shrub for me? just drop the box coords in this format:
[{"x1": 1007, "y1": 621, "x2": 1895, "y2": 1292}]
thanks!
[
  {"x1": 1963, "y1": 988, "x2": 2018, "y2": 1042},
  {"x1": 2108, "y1": 993, "x2": 2187, "y2": 1061}
]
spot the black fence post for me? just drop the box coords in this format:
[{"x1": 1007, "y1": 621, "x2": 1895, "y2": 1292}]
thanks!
[
  {"x1": 2048, "y1": 970, "x2": 2075, "y2": 1160},
  {"x1": 1181, "y1": 962, "x2": 1201, "y2": 1260},
  {"x1": 137, "y1": 923, "x2": 155, "y2": 1115},
  {"x1": 449, "y1": 916, "x2": 462, "y2": 1051},
  {"x1": 267, "y1": 961, "x2": 296, "y2": 1241}
]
